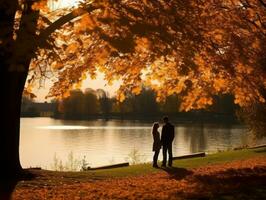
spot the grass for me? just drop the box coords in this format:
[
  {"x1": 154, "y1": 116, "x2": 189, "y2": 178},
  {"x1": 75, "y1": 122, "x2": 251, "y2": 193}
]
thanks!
[
  {"x1": 174, "y1": 147, "x2": 266, "y2": 168},
  {"x1": 22, "y1": 146, "x2": 266, "y2": 184},
  {"x1": 83, "y1": 147, "x2": 266, "y2": 176},
  {"x1": 9, "y1": 147, "x2": 266, "y2": 199}
]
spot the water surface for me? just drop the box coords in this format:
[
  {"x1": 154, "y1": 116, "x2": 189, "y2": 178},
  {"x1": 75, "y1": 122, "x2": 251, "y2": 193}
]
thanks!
[{"x1": 20, "y1": 117, "x2": 249, "y2": 169}]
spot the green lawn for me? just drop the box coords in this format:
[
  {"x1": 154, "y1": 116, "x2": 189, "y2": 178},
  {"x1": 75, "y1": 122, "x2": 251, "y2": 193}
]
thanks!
[
  {"x1": 12, "y1": 146, "x2": 266, "y2": 200},
  {"x1": 26, "y1": 146, "x2": 266, "y2": 184}
]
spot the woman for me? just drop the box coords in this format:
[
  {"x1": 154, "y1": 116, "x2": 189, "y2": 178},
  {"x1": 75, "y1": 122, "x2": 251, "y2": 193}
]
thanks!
[{"x1": 152, "y1": 122, "x2": 161, "y2": 168}]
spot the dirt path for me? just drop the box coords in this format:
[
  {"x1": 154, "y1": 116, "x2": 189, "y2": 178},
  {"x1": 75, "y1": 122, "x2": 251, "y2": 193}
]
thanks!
[{"x1": 12, "y1": 156, "x2": 266, "y2": 199}]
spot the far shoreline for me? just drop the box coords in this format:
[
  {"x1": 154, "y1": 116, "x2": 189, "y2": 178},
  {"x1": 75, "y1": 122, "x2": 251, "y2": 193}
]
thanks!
[{"x1": 20, "y1": 112, "x2": 242, "y2": 125}]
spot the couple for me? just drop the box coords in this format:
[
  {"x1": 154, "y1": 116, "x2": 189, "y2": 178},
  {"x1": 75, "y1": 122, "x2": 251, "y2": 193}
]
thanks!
[{"x1": 152, "y1": 116, "x2": 175, "y2": 168}]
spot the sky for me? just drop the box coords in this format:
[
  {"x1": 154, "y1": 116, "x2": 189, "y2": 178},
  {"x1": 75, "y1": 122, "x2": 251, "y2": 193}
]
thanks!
[
  {"x1": 48, "y1": 0, "x2": 82, "y2": 10},
  {"x1": 33, "y1": 72, "x2": 121, "y2": 102},
  {"x1": 32, "y1": 0, "x2": 120, "y2": 102}
]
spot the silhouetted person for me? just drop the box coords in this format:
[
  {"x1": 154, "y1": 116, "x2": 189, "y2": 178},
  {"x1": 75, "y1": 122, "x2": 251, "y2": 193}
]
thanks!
[
  {"x1": 152, "y1": 122, "x2": 161, "y2": 168},
  {"x1": 161, "y1": 116, "x2": 175, "y2": 167}
]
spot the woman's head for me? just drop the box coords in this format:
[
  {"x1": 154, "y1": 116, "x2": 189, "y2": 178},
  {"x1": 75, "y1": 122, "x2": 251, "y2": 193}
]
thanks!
[{"x1": 152, "y1": 122, "x2": 159, "y2": 131}]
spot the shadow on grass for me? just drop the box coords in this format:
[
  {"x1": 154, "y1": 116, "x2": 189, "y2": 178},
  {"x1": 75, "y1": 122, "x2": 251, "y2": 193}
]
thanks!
[
  {"x1": 254, "y1": 148, "x2": 266, "y2": 153},
  {"x1": 161, "y1": 166, "x2": 193, "y2": 180},
  {"x1": 189, "y1": 166, "x2": 266, "y2": 199}
]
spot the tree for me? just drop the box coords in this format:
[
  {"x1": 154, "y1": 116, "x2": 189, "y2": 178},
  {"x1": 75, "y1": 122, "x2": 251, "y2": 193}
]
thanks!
[
  {"x1": 0, "y1": 0, "x2": 99, "y2": 177},
  {"x1": 60, "y1": 89, "x2": 85, "y2": 118},
  {"x1": 130, "y1": 88, "x2": 159, "y2": 116},
  {"x1": 1, "y1": 0, "x2": 40, "y2": 177},
  {"x1": 237, "y1": 90, "x2": 266, "y2": 139},
  {"x1": 160, "y1": 95, "x2": 180, "y2": 114},
  {"x1": 58, "y1": 89, "x2": 99, "y2": 119},
  {"x1": 44, "y1": 0, "x2": 266, "y2": 111},
  {"x1": 96, "y1": 89, "x2": 112, "y2": 119},
  {"x1": 210, "y1": 95, "x2": 237, "y2": 115},
  {"x1": 1, "y1": 0, "x2": 265, "y2": 178},
  {"x1": 21, "y1": 96, "x2": 39, "y2": 117},
  {"x1": 84, "y1": 88, "x2": 99, "y2": 116}
]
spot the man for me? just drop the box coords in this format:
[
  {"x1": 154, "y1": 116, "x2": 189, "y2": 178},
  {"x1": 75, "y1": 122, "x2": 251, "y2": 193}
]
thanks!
[{"x1": 161, "y1": 116, "x2": 175, "y2": 167}]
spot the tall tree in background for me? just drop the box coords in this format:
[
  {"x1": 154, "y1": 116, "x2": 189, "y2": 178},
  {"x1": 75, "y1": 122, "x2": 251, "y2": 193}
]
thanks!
[
  {"x1": 84, "y1": 88, "x2": 99, "y2": 116},
  {"x1": 58, "y1": 89, "x2": 99, "y2": 119},
  {"x1": 160, "y1": 95, "x2": 180, "y2": 114},
  {"x1": 96, "y1": 89, "x2": 112, "y2": 119},
  {"x1": 130, "y1": 88, "x2": 159, "y2": 116},
  {"x1": 1, "y1": 0, "x2": 265, "y2": 177},
  {"x1": 60, "y1": 89, "x2": 85, "y2": 118}
]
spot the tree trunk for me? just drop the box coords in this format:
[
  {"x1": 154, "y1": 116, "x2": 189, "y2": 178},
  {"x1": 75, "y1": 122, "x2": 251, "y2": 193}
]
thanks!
[
  {"x1": 0, "y1": 0, "x2": 92, "y2": 178},
  {"x1": 0, "y1": 0, "x2": 39, "y2": 178},
  {"x1": 1, "y1": 71, "x2": 27, "y2": 177}
]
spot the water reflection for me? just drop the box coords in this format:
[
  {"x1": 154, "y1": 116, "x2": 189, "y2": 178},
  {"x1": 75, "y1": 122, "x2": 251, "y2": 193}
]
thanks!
[
  {"x1": 185, "y1": 124, "x2": 206, "y2": 153},
  {"x1": 37, "y1": 126, "x2": 151, "y2": 130},
  {"x1": 20, "y1": 117, "x2": 248, "y2": 169}
]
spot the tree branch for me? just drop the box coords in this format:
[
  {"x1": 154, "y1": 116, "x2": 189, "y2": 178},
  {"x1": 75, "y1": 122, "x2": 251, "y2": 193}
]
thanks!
[{"x1": 37, "y1": 4, "x2": 99, "y2": 48}]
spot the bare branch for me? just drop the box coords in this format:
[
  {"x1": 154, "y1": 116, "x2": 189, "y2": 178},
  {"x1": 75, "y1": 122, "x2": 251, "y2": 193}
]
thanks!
[{"x1": 37, "y1": 4, "x2": 99, "y2": 48}]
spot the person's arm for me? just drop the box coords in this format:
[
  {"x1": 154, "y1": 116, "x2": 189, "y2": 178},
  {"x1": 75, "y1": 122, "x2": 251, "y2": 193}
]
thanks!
[
  {"x1": 161, "y1": 126, "x2": 166, "y2": 144},
  {"x1": 152, "y1": 131, "x2": 156, "y2": 141}
]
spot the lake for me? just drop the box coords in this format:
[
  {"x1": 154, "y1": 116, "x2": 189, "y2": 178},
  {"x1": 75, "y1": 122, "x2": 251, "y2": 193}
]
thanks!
[{"x1": 20, "y1": 117, "x2": 251, "y2": 170}]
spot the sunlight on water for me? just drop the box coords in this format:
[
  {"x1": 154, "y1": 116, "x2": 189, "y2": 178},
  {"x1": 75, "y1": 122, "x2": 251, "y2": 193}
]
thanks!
[
  {"x1": 36, "y1": 126, "x2": 151, "y2": 130},
  {"x1": 37, "y1": 125, "x2": 89, "y2": 130},
  {"x1": 20, "y1": 117, "x2": 249, "y2": 169}
]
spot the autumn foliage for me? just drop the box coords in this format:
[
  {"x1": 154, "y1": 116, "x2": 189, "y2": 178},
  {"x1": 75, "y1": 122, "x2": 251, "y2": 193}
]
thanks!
[
  {"x1": 23, "y1": 0, "x2": 266, "y2": 113},
  {"x1": 12, "y1": 156, "x2": 266, "y2": 199},
  {"x1": 4, "y1": 0, "x2": 266, "y2": 178}
]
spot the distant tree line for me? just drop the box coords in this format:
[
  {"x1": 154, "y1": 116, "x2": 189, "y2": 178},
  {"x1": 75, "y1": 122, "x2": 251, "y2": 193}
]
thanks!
[
  {"x1": 21, "y1": 87, "x2": 239, "y2": 122},
  {"x1": 21, "y1": 96, "x2": 56, "y2": 117}
]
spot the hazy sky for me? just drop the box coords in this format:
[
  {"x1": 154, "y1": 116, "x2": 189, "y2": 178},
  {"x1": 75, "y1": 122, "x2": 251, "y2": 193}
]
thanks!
[
  {"x1": 48, "y1": 0, "x2": 82, "y2": 10},
  {"x1": 34, "y1": 0, "x2": 120, "y2": 102},
  {"x1": 33, "y1": 72, "x2": 121, "y2": 102}
]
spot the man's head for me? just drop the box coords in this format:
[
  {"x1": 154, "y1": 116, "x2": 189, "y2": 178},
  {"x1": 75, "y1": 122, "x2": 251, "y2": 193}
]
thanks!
[{"x1": 163, "y1": 116, "x2": 169, "y2": 123}]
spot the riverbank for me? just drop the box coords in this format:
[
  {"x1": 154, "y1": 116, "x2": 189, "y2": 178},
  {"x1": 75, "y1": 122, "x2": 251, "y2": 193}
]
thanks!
[
  {"x1": 10, "y1": 147, "x2": 266, "y2": 199},
  {"x1": 22, "y1": 110, "x2": 240, "y2": 124},
  {"x1": 51, "y1": 111, "x2": 241, "y2": 124}
]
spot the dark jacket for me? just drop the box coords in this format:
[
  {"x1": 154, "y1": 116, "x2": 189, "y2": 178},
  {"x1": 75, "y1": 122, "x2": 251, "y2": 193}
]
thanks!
[
  {"x1": 152, "y1": 130, "x2": 161, "y2": 151},
  {"x1": 161, "y1": 122, "x2": 175, "y2": 145}
]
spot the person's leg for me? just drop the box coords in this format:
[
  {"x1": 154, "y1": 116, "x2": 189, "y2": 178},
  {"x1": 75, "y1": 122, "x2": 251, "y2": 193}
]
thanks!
[
  {"x1": 168, "y1": 144, "x2": 173, "y2": 167},
  {"x1": 162, "y1": 145, "x2": 167, "y2": 167},
  {"x1": 153, "y1": 150, "x2": 159, "y2": 167}
]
